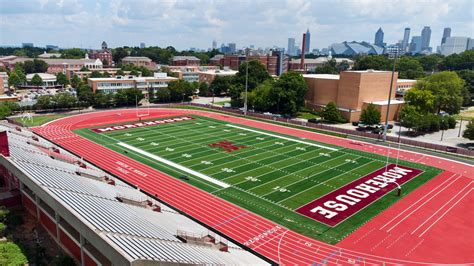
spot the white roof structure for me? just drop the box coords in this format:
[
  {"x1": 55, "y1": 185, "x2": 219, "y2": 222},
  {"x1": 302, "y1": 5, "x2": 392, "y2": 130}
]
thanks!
[
  {"x1": 303, "y1": 74, "x2": 340, "y2": 80},
  {"x1": 26, "y1": 73, "x2": 56, "y2": 81},
  {"x1": 1, "y1": 124, "x2": 268, "y2": 265},
  {"x1": 366, "y1": 99, "x2": 405, "y2": 105}
]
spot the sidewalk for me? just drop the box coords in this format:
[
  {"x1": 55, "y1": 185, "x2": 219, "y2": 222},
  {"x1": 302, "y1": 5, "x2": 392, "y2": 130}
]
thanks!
[{"x1": 330, "y1": 120, "x2": 471, "y2": 149}]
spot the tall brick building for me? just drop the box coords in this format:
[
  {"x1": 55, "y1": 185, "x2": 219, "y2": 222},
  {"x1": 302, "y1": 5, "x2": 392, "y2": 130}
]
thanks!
[
  {"x1": 210, "y1": 54, "x2": 283, "y2": 76},
  {"x1": 304, "y1": 70, "x2": 406, "y2": 122}
]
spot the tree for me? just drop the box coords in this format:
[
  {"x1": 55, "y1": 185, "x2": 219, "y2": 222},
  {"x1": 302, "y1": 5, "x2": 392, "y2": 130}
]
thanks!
[
  {"x1": 114, "y1": 88, "x2": 144, "y2": 106},
  {"x1": 33, "y1": 59, "x2": 48, "y2": 73},
  {"x1": 399, "y1": 105, "x2": 421, "y2": 132},
  {"x1": 52, "y1": 92, "x2": 77, "y2": 109},
  {"x1": 396, "y1": 57, "x2": 425, "y2": 79},
  {"x1": 80, "y1": 66, "x2": 90, "y2": 71},
  {"x1": 463, "y1": 119, "x2": 474, "y2": 140},
  {"x1": 414, "y1": 71, "x2": 465, "y2": 114},
  {"x1": 230, "y1": 60, "x2": 271, "y2": 106},
  {"x1": 116, "y1": 69, "x2": 125, "y2": 76},
  {"x1": 417, "y1": 54, "x2": 443, "y2": 72},
  {"x1": 35, "y1": 95, "x2": 52, "y2": 109},
  {"x1": 272, "y1": 71, "x2": 308, "y2": 116},
  {"x1": 321, "y1": 102, "x2": 345, "y2": 123},
  {"x1": 102, "y1": 59, "x2": 109, "y2": 66},
  {"x1": 19, "y1": 59, "x2": 48, "y2": 73},
  {"x1": 152, "y1": 87, "x2": 171, "y2": 103},
  {"x1": 56, "y1": 72, "x2": 69, "y2": 86},
  {"x1": 8, "y1": 72, "x2": 22, "y2": 88},
  {"x1": 31, "y1": 74, "x2": 43, "y2": 86},
  {"x1": 209, "y1": 75, "x2": 233, "y2": 96},
  {"x1": 139, "y1": 66, "x2": 153, "y2": 77},
  {"x1": 403, "y1": 88, "x2": 435, "y2": 113},
  {"x1": 76, "y1": 84, "x2": 94, "y2": 106},
  {"x1": 197, "y1": 82, "x2": 211, "y2": 97},
  {"x1": 113, "y1": 47, "x2": 128, "y2": 63},
  {"x1": 353, "y1": 55, "x2": 391, "y2": 70},
  {"x1": 0, "y1": 104, "x2": 12, "y2": 119},
  {"x1": 313, "y1": 59, "x2": 338, "y2": 74},
  {"x1": 61, "y1": 48, "x2": 86, "y2": 59},
  {"x1": 90, "y1": 71, "x2": 103, "y2": 78},
  {"x1": 360, "y1": 103, "x2": 381, "y2": 126},
  {"x1": 93, "y1": 92, "x2": 114, "y2": 108},
  {"x1": 247, "y1": 80, "x2": 275, "y2": 112},
  {"x1": 70, "y1": 74, "x2": 82, "y2": 88},
  {"x1": 439, "y1": 50, "x2": 474, "y2": 71},
  {"x1": 168, "y1": 80, "x2": 195, "y2": 102}
]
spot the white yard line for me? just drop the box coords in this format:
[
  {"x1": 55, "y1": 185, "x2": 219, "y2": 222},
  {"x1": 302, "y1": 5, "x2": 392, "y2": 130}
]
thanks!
[
  {"x1": 226, "y1": 124, "x2": 338, "y2": 151},
  {"x1": 117, "y1": 142, "x2": 231, "y2": 188}
]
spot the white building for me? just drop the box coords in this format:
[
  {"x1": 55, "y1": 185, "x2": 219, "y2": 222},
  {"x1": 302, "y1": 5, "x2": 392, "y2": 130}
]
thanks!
[
  {"x1": 88, "y1": 73, "x2": 178, "y2": 96},
  {"x1": 439, "y1": 37, "x2": 472, "y2": 56}
]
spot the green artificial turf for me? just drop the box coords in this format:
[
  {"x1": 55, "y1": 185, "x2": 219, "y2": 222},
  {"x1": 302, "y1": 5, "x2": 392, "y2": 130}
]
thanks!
[{"x1": 75, "y1": 114, "x2": 441, "y2": 244}]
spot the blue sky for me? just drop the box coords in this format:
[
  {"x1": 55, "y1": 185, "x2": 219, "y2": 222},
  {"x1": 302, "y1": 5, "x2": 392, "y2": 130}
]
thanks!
[{"x1": 0, "y1": 0, "x2": 472, "y2": 51}]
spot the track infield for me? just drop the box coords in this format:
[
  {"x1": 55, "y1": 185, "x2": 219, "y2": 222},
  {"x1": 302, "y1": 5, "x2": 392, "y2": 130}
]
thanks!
[{"x1": 74, "y1": 114, "x2": 441, "y2": 244}]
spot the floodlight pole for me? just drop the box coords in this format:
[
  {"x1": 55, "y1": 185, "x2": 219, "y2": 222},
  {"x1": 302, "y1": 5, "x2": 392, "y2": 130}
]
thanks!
[
  {"x1": 382, "y1": 49, "x2": 399, "y2": 142},
  {"x1": 244, "y1": 48, "x2": 250, "y2": 116}
]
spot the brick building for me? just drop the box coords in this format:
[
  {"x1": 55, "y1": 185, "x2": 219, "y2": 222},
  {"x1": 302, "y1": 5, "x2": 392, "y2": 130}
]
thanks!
[
  {"x1": 0, "y1": 56, "x2": 103, "y2": 75},
  {"x1": 304, "y1": 70, "x2": 406, "y2": 122},
  {"x1": 122, "y1": 56, "x2": 156, "y2": 70},
  {"x1": 89, "y1": 41, "x2": 113, "y2": 66},
  {"x1": 210, "y1": 54, "x2": 281, "y2": 76},
  {"x1": 172, "y1": 56, "x2": 201, "y2": 66}
]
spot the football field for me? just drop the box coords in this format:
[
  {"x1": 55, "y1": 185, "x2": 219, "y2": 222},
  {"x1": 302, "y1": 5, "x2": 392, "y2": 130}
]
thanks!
[{"x1": 75, "y1": 115, "x2": 441, "y2": 243}]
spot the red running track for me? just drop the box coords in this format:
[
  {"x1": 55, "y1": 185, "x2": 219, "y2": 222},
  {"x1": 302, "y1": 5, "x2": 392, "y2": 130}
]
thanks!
[{"x1": 33, "y1": 108, "x2": 474, "y2": 265}]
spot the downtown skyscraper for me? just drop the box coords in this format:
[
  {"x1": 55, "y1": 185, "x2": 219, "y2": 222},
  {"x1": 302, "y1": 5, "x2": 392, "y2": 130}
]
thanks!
[
  {"x1": 402, "y1": 27, "x2": 410, "y2": 51},
  {"x1": 304, "y1": 29, "x2": 311, "y2": 54},
  {"x1": 421, "y1": 26, "x2": 432, "y2": 51},
  {"x1": 374, "y1": 27, "x2": 384, "y2": 46}
]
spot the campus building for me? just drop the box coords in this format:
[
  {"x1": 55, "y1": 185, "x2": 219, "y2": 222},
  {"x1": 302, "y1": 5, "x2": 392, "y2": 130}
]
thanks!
[
  {"x1": 0, "y1": 72, "x2": 8, "y2": 94},
  {"x1": 0, "y1": 55, "x2": 103, "y2": 74},
  {"x1": 88, "y1": 41, "x2": 113, "y2": 66},
  {"x1": 304, "y1": 70, "x2": 409, "y2": 122},
  {"x1": 172, "y1": 56, "x2": 201, "y2": 66},
  {"x1": 198, "y1": 69, "x2": 238, "y2": 84},
  {"x1": 209, "y1": 54, "x2": 283, "y2": 76},
  {"x1": 288, "y1": 57, "x2": 354, "y2": 72},
  {"x1": 87, "y1": 73, "x2": 178, "y2": 99},
  {"x1": 121, "y1": 56, "x2": 157, "y2": 70},
  {"x1": 25, "y1": 73, "x2": 62, "y2": 89},
  {"x1": 167, "y1": 66, "x2": 218, "y2": 83}
]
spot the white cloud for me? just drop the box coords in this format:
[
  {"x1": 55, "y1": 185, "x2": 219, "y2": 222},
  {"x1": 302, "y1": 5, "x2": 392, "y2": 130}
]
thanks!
[{"x1": 0, "y1": 0, "x2": 472, "y2": 50}]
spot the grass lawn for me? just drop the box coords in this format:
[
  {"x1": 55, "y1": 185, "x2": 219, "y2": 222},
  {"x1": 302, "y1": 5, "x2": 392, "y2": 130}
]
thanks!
[
  {"x1": 213, "y1": 100, "x2": 231, "y2": 106},
  {"x1": 12, "y1": 114, "x2": 67, "y2": 127},
  {"x1": 297, "y1": 111, "x2": 320, "y2": 120},
  {"x1": 75, "y1": 114, "x2": 441, "y2": 244},
  {"x1": 454, "y1": 109, "x2": 474, "y2": 120},
  {"x1": 0, "y1": 242, "x2": 28, "y2": 266}
]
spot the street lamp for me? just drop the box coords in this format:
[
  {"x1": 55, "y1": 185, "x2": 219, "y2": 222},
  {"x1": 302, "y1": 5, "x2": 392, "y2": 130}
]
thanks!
[{"x1": 382, "y1": 47, "x2": 400, "y2": 142}]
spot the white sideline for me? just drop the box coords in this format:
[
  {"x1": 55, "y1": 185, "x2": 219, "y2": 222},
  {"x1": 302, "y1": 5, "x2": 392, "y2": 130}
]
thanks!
[
  {"x1": 226, "y1": 124, "x2": 338, "y2": 151},
  {"x1": 117, "y1": 142, "x2": 231, "y2": 188}
]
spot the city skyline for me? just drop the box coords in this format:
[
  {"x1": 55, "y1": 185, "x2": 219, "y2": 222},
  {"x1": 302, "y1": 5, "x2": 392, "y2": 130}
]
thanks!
[{"x1": 0, "y1": 0, "x2": 472, "y2": 51}]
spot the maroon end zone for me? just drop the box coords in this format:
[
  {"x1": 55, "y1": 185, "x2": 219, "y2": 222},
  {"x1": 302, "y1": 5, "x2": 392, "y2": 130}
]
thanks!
[
  {"x1": 295, "y1": 164, "x2": 423, "y2": 227},
  {"x1": 91, "y1": 116, "x2": 194, "y2": 133}
]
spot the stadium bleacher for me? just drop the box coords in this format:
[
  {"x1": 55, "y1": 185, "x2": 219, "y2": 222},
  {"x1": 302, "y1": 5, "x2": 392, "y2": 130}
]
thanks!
[{"x1": 0, "y1": 125, "x2": 268, "y2": 265}]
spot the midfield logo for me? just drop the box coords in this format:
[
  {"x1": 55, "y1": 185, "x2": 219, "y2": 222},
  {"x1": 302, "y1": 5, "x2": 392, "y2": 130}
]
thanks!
[{"x1": 209, "y1": 141, "x2": 247, "y2": 152}]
